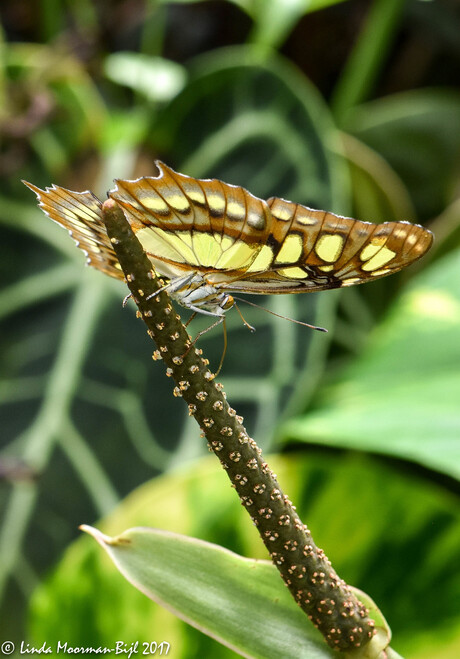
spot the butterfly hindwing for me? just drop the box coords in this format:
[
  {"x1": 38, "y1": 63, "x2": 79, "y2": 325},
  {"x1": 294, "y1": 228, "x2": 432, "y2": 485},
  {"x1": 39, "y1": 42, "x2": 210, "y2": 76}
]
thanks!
[{"x1": 23, "y1": 181, "x2": 123, "y2": 279}]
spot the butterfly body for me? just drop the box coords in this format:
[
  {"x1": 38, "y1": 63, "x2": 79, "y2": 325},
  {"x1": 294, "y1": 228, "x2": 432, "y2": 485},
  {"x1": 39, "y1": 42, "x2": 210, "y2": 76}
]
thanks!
[
  {"x1": 158, "y1": 271, "x2": 234, "y2": 318},
  {"x1": 24, "y1": 161, "x2": 433, "y2": 318}
]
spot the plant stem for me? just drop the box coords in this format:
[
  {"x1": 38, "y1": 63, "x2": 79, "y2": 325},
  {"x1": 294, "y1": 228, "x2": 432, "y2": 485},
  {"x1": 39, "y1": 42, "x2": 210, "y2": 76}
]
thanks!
[
  {"x1": 332, "y1": 0, "x2": 406, "y2": 123},
  {"x1": 100, "y1": 199, "x2": 376, "y2": 652}
]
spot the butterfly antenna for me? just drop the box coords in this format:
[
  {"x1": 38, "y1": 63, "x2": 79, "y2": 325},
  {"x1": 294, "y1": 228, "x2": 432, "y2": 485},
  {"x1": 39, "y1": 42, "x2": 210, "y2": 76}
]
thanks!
[{"x1": 232, "y1": 296, "x2": 328, "y2": 333}]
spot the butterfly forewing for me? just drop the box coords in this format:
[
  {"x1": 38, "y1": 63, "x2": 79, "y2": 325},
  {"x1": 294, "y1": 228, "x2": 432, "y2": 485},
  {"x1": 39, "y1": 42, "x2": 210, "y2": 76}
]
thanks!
[
  {"x1": 219, "y1": 205, "x2": 433, "y2": 294},
  {"x1": 109, "y1": 163, "x2": 276, "y2": 279}
]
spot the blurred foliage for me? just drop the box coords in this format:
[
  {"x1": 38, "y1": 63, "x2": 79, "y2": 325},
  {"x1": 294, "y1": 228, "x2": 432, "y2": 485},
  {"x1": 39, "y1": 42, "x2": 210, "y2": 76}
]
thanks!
[
  {"x1": 283, "y1": 250, "x2": 460, "y2": 480},
  {"x1": 0, "y1": 0, "x2": 459, "y2": 656}
]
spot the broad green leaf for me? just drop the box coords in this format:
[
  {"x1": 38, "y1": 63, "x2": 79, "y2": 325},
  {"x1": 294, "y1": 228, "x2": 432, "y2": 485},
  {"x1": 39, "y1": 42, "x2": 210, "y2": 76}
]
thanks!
[
  {"x1": 282, "y1": 249, "x2": 460, "y2": 480},
  {"x1": 29, "y1": 453, "x2": 460, "y2": 658},
  {"x1": 82, "y1": 525, "x2": 335, "y2": 659}
]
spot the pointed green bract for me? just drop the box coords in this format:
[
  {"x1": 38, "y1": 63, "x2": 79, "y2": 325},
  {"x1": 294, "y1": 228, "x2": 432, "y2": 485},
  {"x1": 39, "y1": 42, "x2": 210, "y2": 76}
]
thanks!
[{"x1": 81, "y1": 525, "x2": 333, "y2": 659}]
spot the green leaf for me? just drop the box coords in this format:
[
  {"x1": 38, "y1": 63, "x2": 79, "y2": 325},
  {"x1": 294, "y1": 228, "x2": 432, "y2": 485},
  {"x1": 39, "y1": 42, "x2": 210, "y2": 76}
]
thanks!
[
  {"x1": 282, "y1": 249, "x2": 460, "y2": 480},
  {"x1": 81, "y1": 525, "x2": 335, "y2": 659},
  {"x1": 104, "y1": 52, "x2": 187, "y2": 102},
  {"x1": 81, "y1": 526, "x2": 393, "y2": 659}
]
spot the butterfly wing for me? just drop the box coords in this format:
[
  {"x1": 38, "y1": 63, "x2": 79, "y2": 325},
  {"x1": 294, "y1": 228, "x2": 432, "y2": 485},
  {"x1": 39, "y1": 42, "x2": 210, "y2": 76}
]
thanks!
[
  {"x1": 25, "y1": 162, "x2": 433, "y2": 295},
  {"x1": 110, "y1": 162, "x2": 433, "y2": 293},
  {"x1": 109, "y1": 161, "x2": 276, "y2": 280},
  {"x1": 213, "y1": 199, "x2": 434, "y2": 294},
  {"x1": 23, "y1": 181, "x2": 123, "y2": 280}
]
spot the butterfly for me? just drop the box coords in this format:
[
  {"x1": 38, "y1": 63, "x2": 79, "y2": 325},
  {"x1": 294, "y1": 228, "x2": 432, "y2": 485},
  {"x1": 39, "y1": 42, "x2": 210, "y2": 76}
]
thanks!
[{"x1": 24, "y1": 161, "x2": 433, "y2": 323}]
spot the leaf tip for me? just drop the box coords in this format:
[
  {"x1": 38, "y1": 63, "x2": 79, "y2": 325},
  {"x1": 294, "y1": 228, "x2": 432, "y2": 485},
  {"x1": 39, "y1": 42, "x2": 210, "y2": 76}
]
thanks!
[{"x1": 80, "y1": 524, "x2": 132, "y2": 547}]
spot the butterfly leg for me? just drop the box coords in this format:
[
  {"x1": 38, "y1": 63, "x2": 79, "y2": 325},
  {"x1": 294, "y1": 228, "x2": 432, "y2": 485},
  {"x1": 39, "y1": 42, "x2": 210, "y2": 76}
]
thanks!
[
  {"x1": 145, "y1": 272, "x2": 196, "y2": 301},
  {"x1": 125, "y1": 272, "x2": 190, "y2": 306},
  {"x1": 180, "y1": 313, "x2": 227, "y2": 376},
  {"x1": 234, "y1": 302, "x2": 256, "y2": 332}
]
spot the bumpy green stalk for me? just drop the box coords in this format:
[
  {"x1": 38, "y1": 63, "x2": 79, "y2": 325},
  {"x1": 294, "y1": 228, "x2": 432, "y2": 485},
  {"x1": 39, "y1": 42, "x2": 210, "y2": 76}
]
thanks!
[{"x1": 101, "y1": 199, "x2": 375, "y2": 652}]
